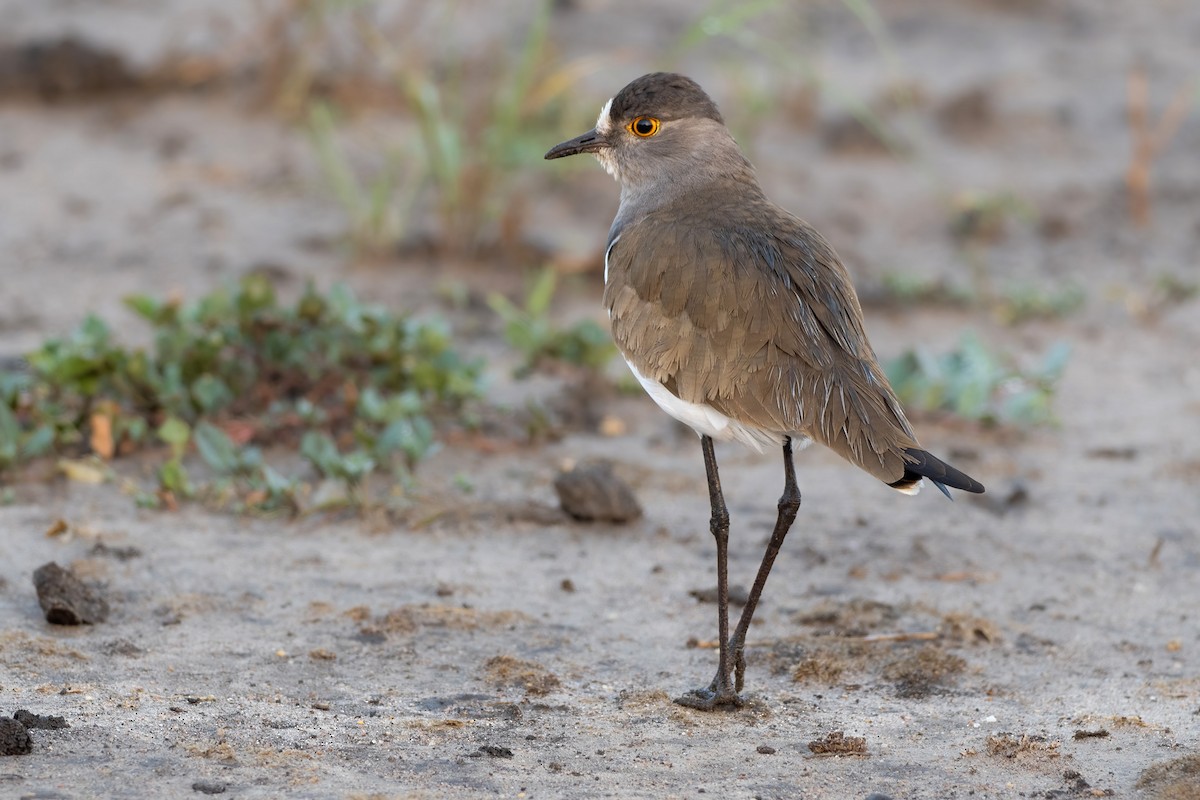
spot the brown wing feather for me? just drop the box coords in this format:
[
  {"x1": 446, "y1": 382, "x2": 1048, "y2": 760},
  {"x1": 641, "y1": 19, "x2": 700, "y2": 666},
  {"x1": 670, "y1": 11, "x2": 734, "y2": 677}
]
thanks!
[{"x1": 605, "y1": 201, "x2": 921, "y2": 485}]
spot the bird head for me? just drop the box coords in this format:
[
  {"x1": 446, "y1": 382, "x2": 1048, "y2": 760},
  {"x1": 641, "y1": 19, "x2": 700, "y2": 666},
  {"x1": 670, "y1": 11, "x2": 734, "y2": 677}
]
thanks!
[{"x1": 545, "y1": 72, "x2": 749, "y2": 195}]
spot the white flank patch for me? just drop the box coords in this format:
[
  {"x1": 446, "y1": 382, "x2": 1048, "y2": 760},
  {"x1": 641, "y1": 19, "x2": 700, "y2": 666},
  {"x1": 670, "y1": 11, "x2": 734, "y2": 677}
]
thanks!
[
  {"x1": 893, "y1": 479, "x2": 924, "y2": 496},
  {"x1": 604, "y1": 235, "x2": 620, "y2": 284},
  {"x1": 595, "y1": 97, "x2": 614, "y2": 134},
  {"x1": 625, "y1": 362, "x2": 783, "y2": 452}
]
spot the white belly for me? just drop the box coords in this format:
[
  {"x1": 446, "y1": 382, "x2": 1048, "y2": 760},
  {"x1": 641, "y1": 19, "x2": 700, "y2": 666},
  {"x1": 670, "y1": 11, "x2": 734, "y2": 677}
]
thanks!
[{"x1": 625, "y1": 360, "x2": 810, "y2": 453}]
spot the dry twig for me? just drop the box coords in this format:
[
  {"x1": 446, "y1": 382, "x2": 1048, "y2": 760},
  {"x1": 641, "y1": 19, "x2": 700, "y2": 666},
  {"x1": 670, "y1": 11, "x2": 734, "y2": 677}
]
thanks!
[{"x1": 1126, "y1": 66, "x2": 1194, "y2": 228}]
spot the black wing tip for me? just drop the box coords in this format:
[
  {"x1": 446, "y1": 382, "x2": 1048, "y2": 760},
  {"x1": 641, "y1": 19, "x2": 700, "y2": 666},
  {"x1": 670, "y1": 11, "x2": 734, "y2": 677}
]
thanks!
[{"x1": 892, "y1": 447, "x2": 985, "y2": 497}]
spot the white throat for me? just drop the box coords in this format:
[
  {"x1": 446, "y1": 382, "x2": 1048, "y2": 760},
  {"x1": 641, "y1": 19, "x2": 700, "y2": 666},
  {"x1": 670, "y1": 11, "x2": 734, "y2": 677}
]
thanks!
[{"x1": 593, "y1": 96, "x2": 620, "y2": 180}]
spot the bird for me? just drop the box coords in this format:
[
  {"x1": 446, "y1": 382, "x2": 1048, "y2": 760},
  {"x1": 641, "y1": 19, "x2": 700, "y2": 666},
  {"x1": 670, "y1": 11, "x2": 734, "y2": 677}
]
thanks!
[{"x1": 544, "y1": 72, "x2": 984, "y2": 710}]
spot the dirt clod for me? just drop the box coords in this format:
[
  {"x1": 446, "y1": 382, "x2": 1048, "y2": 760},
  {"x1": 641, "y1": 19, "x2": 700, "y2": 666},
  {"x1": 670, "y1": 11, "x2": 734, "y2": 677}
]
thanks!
[
  {"x1": 985, "y1": 733, "x2": 1060, "y2": 761},
  {"x1": 191, "y1": 780, "x2": 227, "y2": 794},
  {"x1": 807, "y1": 731, "x2": 867, "y2": 756},
  {"x1": 13, "y1": 710, "x2": 68, "y2": 730},
  {"x1": 1135, "y1": 754, "x2": 1200, "y2": 800},
  {"x1": 791, "y1": 653, "x2": 848, "y2": 685},
  {"x1": 32, "y1": 561, "x2": 110, "y2": 625},
  {"x1": 0, "y1": 37, "x2": 138, "y2": 101},
  {"x1": 483, "y1": 654, "x2": 561, "y2": 696},
  {"x1": 940, "y1": 613, "x2": 1001, "y2": 644},
  {"x1": 477, "y1": 745, "x2": 514, "y2": 759},
  {"x1": 936, "y1": 85, "x2": 995, "y2": 138},
  {"x1": 554, "y1": 461, "x2": 642, "y2": 523},
  {"x1": 882, "y1": 646, "x2": 966, "y2": 698},
  {"x1": 0, "y1": 718, "x2": 32, "y2": 756},
  {"x1": 1072, "y1": 728, "x2": 1109, "y2": 740}
]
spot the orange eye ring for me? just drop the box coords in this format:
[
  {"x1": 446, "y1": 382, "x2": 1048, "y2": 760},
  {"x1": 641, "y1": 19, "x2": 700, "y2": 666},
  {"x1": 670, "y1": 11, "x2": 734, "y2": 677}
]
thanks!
[{"x1": 628, "y1": 116, "x2": 661, "y2": 137}]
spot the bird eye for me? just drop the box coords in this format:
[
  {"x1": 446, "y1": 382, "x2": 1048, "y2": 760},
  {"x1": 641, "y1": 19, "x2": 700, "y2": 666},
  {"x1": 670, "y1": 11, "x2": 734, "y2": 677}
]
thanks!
[{"x1": 628, "y1": 116, "x2": 661, "y2": 137}]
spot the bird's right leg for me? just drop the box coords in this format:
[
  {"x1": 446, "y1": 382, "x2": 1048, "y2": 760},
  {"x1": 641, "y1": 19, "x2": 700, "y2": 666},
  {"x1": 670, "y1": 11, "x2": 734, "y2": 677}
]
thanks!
[{"x1": 675, "y1": 435, "x2": 742, "y2": 710}]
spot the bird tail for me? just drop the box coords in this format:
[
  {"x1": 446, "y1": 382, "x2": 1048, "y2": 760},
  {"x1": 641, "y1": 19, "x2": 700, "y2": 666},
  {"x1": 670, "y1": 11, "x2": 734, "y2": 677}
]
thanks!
[{"x1": 888, "y1": 448, "x2": 985, "y2": 499}]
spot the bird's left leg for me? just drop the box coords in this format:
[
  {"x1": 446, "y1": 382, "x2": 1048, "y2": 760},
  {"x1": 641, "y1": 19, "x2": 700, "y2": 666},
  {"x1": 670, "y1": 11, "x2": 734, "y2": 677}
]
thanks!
[{"x1": 729, "y1": 436, "x2": 801, "y2": 692}]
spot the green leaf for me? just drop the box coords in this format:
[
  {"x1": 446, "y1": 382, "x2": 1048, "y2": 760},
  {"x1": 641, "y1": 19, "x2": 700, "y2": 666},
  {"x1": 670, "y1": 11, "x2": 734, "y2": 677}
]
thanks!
[
  {"x1": 301, "y1": 431, "x2": 341, "y2": 477},
  {"x1": 157, "y1": 417, "x2": 191, "y2": 454},
  {"x1": 194, "y1": 422, "x2": 240, "y2": 475},
  {"x1": 191, "y1": 374, "x2": 234, "y2": 414},
  {"x1": 124, "y1": 295, "x2": 164, "y2": 323},
  {"x1": 159, "y1": 458, "x2": 191, "y2": 495},
  {"x1": 339, "y1": 450, "x2": 376, "y2": 484},
  {"x1": 21, "y1": 425, "x2": 56, "y2": 459},
  {"x1": 0, "y1": 403, "x2": 18, "y2": 466},
  {"x1": 526, "y1": 268, "x2": 557, "y2": 317}
]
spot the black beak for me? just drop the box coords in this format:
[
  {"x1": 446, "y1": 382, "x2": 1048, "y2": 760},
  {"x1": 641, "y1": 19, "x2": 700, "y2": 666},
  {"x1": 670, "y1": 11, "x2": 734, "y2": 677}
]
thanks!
[{"x1": 544, "y1": 128, "x2": 606, "y2": 160}]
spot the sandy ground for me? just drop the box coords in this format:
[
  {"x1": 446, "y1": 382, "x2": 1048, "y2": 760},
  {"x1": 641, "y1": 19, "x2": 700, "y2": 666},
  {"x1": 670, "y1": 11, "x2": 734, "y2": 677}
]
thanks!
[{"x1": 2, "y1": 1, "x2": 1199, "y2": 797}]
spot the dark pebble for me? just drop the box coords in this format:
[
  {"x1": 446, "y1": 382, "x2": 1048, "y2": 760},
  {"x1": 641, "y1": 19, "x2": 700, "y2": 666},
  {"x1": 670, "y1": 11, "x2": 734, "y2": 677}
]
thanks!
[
  {"x1": 554, "y1": 462, "x2": 642, "y2": 523},
  {"x1": 192, "y1": 780, "x2": 227, "y2": 794},
  {"x1": 479, "y1": 745, "x2": 514, "y2": 759},
  {"x1": 0, "y1": 37, "x2": 138, "y2": 101},
  {"x1": 756, "y1": 744, "x2": 776, "y2": 755},
  {"x1": 32, "y1": 561, "x2": 110, "y2": 625},
  {"x1": 0, "y1": 718, "x2": 32, "y2": 756}
]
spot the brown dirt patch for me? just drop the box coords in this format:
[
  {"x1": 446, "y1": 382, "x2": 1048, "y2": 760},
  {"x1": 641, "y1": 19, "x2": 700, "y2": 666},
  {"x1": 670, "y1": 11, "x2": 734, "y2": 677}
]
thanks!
[
  {"x1": 482, "y1": 654, "x2": 561, "y2": 696},
  {"x1": 882, "y1": 645, "x2": 967, "y2": 698},
  {"x1": 368, "y1": 604, "x2": 532, "y2": 635},
  {"x1": 808, "y1": 731, "x2": 868, "y2": 756}
]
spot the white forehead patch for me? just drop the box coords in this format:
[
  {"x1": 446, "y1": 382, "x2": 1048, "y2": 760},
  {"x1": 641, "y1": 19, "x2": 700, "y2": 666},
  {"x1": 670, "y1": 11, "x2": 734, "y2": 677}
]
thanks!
[{"x1": 595, "y1": 97, "x2": 614, "y2": 135}]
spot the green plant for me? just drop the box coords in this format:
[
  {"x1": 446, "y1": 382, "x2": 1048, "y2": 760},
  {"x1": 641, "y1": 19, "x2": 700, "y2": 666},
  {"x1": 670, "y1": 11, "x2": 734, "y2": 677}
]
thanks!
[
  {"x1": 949, "y1": 191, "x2": 1036, "y2": 244},
  {"x1": 871, "y1": 272, "x2": 1084, "y2": 326},
  {"x1": 886, "y1": 332, "x2": 1070, "y2": 426},
  {"x1": 253, "y1": 0, "x2": 383, "y2": 118},
  {"x1": 308, "y1": 101, "x2": 419, "y2": 256},
  {"x1": 0, "y1": 275, "x2": 482, "y2": 512},
  {"x1": 347, "y1": 0, "x2": 589, "y2": 256},
  {"x1": 992, "y1": 283, "x2": 1086, "y2": 325},
  {"x1": 487, "y1": 268, "x2": 615, "y2": 377},
  {"x1": 874, "y1": 272, "x2": 975, "y2": 308}
]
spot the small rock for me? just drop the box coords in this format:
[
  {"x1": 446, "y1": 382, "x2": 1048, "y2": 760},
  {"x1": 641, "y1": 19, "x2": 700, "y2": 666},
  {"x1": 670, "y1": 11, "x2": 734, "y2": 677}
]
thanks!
[
  {"x1": 554, "y1": 461, "x2": 642, "y2": 523},
  {"x1": 478, "y1": 745, "x2": 514, "y2": 759},
  {"x1": 0, "y1": 718, "x2": 32, "y2": 756},
  {"x1": 0, "y1": 37, "x2": 138, "y2": 100},
  {"x1": 191, "y1": 780, "x2": 227, "y2": 794},
  {"x1": 935, "y1": 85, "x2": 994, "y2": 138},
  {"x1": 13, "y1": 710, "x2": 68, "y2": 730},
  {"x1": 756, "y1": 744, "x2": 776, "y2": 755},
  {"x1": 32, "y1": 561, "x2": 110, "y2": 625}
]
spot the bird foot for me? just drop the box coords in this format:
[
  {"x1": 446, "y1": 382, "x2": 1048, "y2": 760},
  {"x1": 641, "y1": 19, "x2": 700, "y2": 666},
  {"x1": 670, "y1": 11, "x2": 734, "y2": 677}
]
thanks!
[{"x1": 673, "y1": 683, "x2": 744, "y2": 711}]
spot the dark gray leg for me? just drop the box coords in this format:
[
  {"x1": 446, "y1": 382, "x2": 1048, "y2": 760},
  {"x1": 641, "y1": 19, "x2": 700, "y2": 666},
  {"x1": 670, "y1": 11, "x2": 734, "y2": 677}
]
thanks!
[
  {"x1": 730, "y1": 436, "x2": 801, "y2": 692},
  {"x1": 674, "y1": 435, "x2": 741, "y2": 709}
]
